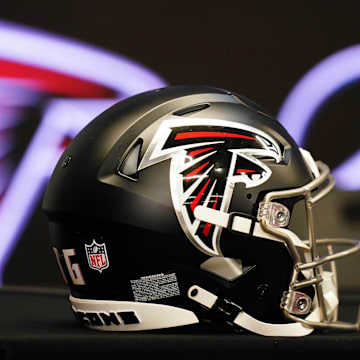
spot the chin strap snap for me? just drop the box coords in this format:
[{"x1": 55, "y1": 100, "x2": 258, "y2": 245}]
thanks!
[{"x1": 188, "y1": 285, "x2": 315, "y2": 337}]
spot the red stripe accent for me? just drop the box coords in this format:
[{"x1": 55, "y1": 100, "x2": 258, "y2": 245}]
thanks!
[
  {"x1": 189, "y1": 147, "x2": 214, "y2": 157},
  {"x1": 212, "y1": 196, "x2": 219, "y2": 209},
  {"x1": 190, "y1": 179, "x2": 211, "y2": 212},
  {"x1": 175, "y1": 131, "x2": 256, "y2": 141},
  {"x1": 236, "y1": 169, "x2": 255, "y2": 174},
  {"x1": 186, "y1": 161, "x2": 210, "y2": 182},
  {"x1": 0, "y1": 59, "x2": 115, "y2": 98},
  {"x1": 203, "y1": 195, "x2": 219, "y2": 237}
]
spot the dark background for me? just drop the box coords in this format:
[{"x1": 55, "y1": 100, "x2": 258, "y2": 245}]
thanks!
[{"x1": 1, "y1": 1, "x2": 360, "y2": 290}]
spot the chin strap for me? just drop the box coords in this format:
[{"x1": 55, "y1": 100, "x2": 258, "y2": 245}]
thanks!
[
  {"x1": 194, "y1": 205, "x2": 309, "y2": 250},
  {"x1": 188, "y1": 285, "x2": 316, "y2": 337}
]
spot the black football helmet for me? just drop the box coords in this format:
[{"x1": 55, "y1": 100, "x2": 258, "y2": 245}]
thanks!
[{"x1": 42, "y1": 85, "x2": 360, "y2": 336}]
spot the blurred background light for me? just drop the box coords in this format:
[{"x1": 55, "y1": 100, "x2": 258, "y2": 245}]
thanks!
[
  {"x1": 278, "y1": 45, "x2": 360, "y2": 191},
  {"x1": 0, "y1": 20, "x2": 167, "y2": 283}
]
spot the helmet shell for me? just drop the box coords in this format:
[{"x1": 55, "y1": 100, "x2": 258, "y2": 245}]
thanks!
[{"x1": 43, "y1": 85, "x2": 314, "y2": 326}]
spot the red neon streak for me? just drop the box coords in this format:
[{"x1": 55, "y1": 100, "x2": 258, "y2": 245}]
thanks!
[
  {"x1": 203, "y1": 195, "x2": 219, "y2": 237},
  {"x1": 0, "y1": 59, "x2": 115, "y2": 98},
  {"x1": 190, "y1": 179, "x2": 211, "y2": 212},
  {"x1": 236, "y1": 169, "x2": 255, "y2": 174},
  {"x1": 60, "y1": 136, "x2": 72, "y2": 150},
  {"x1": 175, "y1": 131, "x2": 256, "y2": 141},
  {"x1": 186, "y1": 161, "x2": 210, "y2": 182},
  {"x1": 189, "y1": 147, "x2": 214, "y2": 157}
]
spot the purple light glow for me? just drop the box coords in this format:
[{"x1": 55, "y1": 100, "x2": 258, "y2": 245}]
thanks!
[
  {"x1": 0, "y1": 79, "x2": 42, "y2": 107},
  {"x1": 0, "y1": 82, "x2": 30, "y2": 209},
  {"x1": 278, "y1": 45, "x2": 360, "y2": 190},
  {"x1": 0, "y1": 99, "x2": 117, "y2": 281},
  {"x1": 0, "y1": 21, "x2": 167, "y2": 284},
  {"x1": 0, "y1": 161, "x2": 11, "y2": 196},
  {"x1": 0, "y1": 108, "x2": 23, "y2": 130},
  {"x1": 0, "y1": 20, "x2": 166, "y2": 96},
  {"x1": 332, "y1": 151, "x2": 360, "y2": 191},
  {"x1": 0, "y1": 132, "x2": 14, "y2": 160}
]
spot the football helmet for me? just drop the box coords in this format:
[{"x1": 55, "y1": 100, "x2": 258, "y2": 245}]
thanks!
[{"x1": 43, "y1": 85, "x2": 360, "y2": 336}]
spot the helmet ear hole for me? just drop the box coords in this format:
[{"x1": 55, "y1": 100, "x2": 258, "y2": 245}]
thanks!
[{"x1": 246, "y1": 193, "x2": 253, "y2": 200}]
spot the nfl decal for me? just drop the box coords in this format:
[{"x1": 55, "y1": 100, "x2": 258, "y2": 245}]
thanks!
[
  {"x1": 85, "y1": 240, "x2": 109, "y2": 273},
  {"x1": 139, "y1": 118, "x2": 284, "y2": 256}
]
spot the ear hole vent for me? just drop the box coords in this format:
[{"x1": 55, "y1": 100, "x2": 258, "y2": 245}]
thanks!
[
  {"x1": 117, "y1": 139, "x2": 143, "y2": 181},
  {"x1": 173, "y1": 103, "x2": 210, "y2": 116}
]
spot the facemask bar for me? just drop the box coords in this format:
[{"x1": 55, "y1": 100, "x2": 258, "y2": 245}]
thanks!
[{"x1": 259, "y1": 161, "x2": 360, "y2": 332}]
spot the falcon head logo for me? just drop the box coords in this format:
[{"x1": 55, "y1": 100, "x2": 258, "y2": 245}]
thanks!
[{"x1": 139, "y1": 118, "x2": 283, "y2": 256}]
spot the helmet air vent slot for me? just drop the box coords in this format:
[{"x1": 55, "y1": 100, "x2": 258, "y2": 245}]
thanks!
[
  {"x1": 173, "y1": 103, "x2": 210, "y2": 116},
  {"x1": 117, "y1": 138, "x2": 143, "y2": 181}
]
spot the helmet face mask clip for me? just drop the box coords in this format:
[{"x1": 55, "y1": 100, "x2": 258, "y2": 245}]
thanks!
[{"x1": 43, "y1": 85, "x2": 360, "y2": 337}]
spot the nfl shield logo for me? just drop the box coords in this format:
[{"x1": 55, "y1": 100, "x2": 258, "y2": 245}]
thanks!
[{"x1": 85, "y1": 240, "x2": 109, "y2": 273}]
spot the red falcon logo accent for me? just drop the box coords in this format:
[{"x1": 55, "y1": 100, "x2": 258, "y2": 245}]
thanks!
[{"x1": 139, "y1": 118, "x2": 283, "y2": 256}]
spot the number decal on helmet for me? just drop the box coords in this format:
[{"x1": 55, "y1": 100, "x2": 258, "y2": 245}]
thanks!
[{"x1": 53, "y1": 247, "x2": 86, "y2": 285}]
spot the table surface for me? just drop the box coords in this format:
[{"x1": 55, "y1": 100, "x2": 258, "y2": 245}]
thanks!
[{"x1": 0, "y1": 287, "x2": 359, "y2": 360}]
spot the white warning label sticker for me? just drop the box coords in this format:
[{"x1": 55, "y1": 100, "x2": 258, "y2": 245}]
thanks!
[{"x1": 130, "y1": 272, "x2": 181, "y2": 302}]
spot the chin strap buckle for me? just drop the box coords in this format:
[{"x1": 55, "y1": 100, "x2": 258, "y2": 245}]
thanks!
[
  {"x1": 188, "y1": 285, "x2": 243, "y2": 330},
  {"x1": 213, "y1": 297, "x2": 243, "y2": 328},
  {"x1": 188, "y1": 284, "x2": 316, "y2": 336}
]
